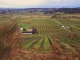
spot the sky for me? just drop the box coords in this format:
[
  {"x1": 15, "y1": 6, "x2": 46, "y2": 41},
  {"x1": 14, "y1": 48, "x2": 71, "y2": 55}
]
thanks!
[{"x1": 0, "y1": 0, "x2": 80, "y2": 8}]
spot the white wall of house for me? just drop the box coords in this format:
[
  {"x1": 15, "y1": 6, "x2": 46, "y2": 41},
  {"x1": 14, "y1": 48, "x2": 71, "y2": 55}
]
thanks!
[
  {"x1": 27, "y1": 29, "x2": 33, "y2": 32},
  {"x1": 22, "y1": 33, "x2": 32, "y2": 34}
]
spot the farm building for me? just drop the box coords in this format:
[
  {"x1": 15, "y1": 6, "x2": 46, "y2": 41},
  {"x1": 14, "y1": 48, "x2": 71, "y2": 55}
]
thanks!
[{"x1": 20, "y1": 28, "x2": 37, "y2": 34}]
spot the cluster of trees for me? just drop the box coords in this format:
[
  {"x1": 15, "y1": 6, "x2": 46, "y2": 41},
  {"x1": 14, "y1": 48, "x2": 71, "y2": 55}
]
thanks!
[
  {"x1": 0, "y1": 8, "x2": 80, "y2": 14},
  {"x1": 55, "y1": 8, "x2": 80, "y2": 13},
  {"x1": 0, "y1": 10, "x2": 6, "y2": 14}
]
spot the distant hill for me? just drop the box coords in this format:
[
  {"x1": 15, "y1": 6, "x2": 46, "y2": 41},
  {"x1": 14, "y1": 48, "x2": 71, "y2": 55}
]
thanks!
[{"x1": 0, "y1": 8, "x2": 80, "y2": 14}]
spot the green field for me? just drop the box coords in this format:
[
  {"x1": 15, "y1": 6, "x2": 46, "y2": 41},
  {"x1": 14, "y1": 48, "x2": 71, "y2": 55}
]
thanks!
[{"x1": 0, "y1": 14, "x2": 80, "y2": 59}]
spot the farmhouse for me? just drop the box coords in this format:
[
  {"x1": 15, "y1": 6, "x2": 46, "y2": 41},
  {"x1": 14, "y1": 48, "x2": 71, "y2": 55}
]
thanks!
[{"x1": 20, "y1": 27, "x2": 37, "y2": 34}]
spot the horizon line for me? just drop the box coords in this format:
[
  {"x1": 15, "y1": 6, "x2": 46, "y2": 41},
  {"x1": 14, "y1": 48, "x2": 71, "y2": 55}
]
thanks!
[{"x1": 0, "y1": 7, "x2": 80, "y2": 9}]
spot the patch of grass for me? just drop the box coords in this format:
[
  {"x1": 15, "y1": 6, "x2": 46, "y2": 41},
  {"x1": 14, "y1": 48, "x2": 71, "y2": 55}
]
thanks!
[{"x1": 21, "y1": 24, "x2": 30, "y2": 29}]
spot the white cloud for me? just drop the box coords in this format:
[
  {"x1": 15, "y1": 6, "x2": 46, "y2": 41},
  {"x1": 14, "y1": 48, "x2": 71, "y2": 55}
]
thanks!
[
  {"x1": 0, "y1": 0, "x2": 80, "y2": 8},
  {"x1": 54, "y1": 0, "x2": 60, "y2": 2},
  {"x1": 0, "y1": 0, "x2": 46, "y2": 8},
  {"x1": 51, "y1": 0, "x2": 60, "y2": 2}
]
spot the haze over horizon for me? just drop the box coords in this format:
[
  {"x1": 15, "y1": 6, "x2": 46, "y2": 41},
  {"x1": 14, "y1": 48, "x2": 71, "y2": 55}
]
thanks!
[{"x1": 0, "y1": 0, "x2": 80, "y2": 8}]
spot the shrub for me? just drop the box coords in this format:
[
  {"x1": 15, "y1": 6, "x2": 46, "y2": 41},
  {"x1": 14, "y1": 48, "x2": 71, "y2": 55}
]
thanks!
[{"x1": 0, "y1": 21, "x2": 22, "y2": 60}]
